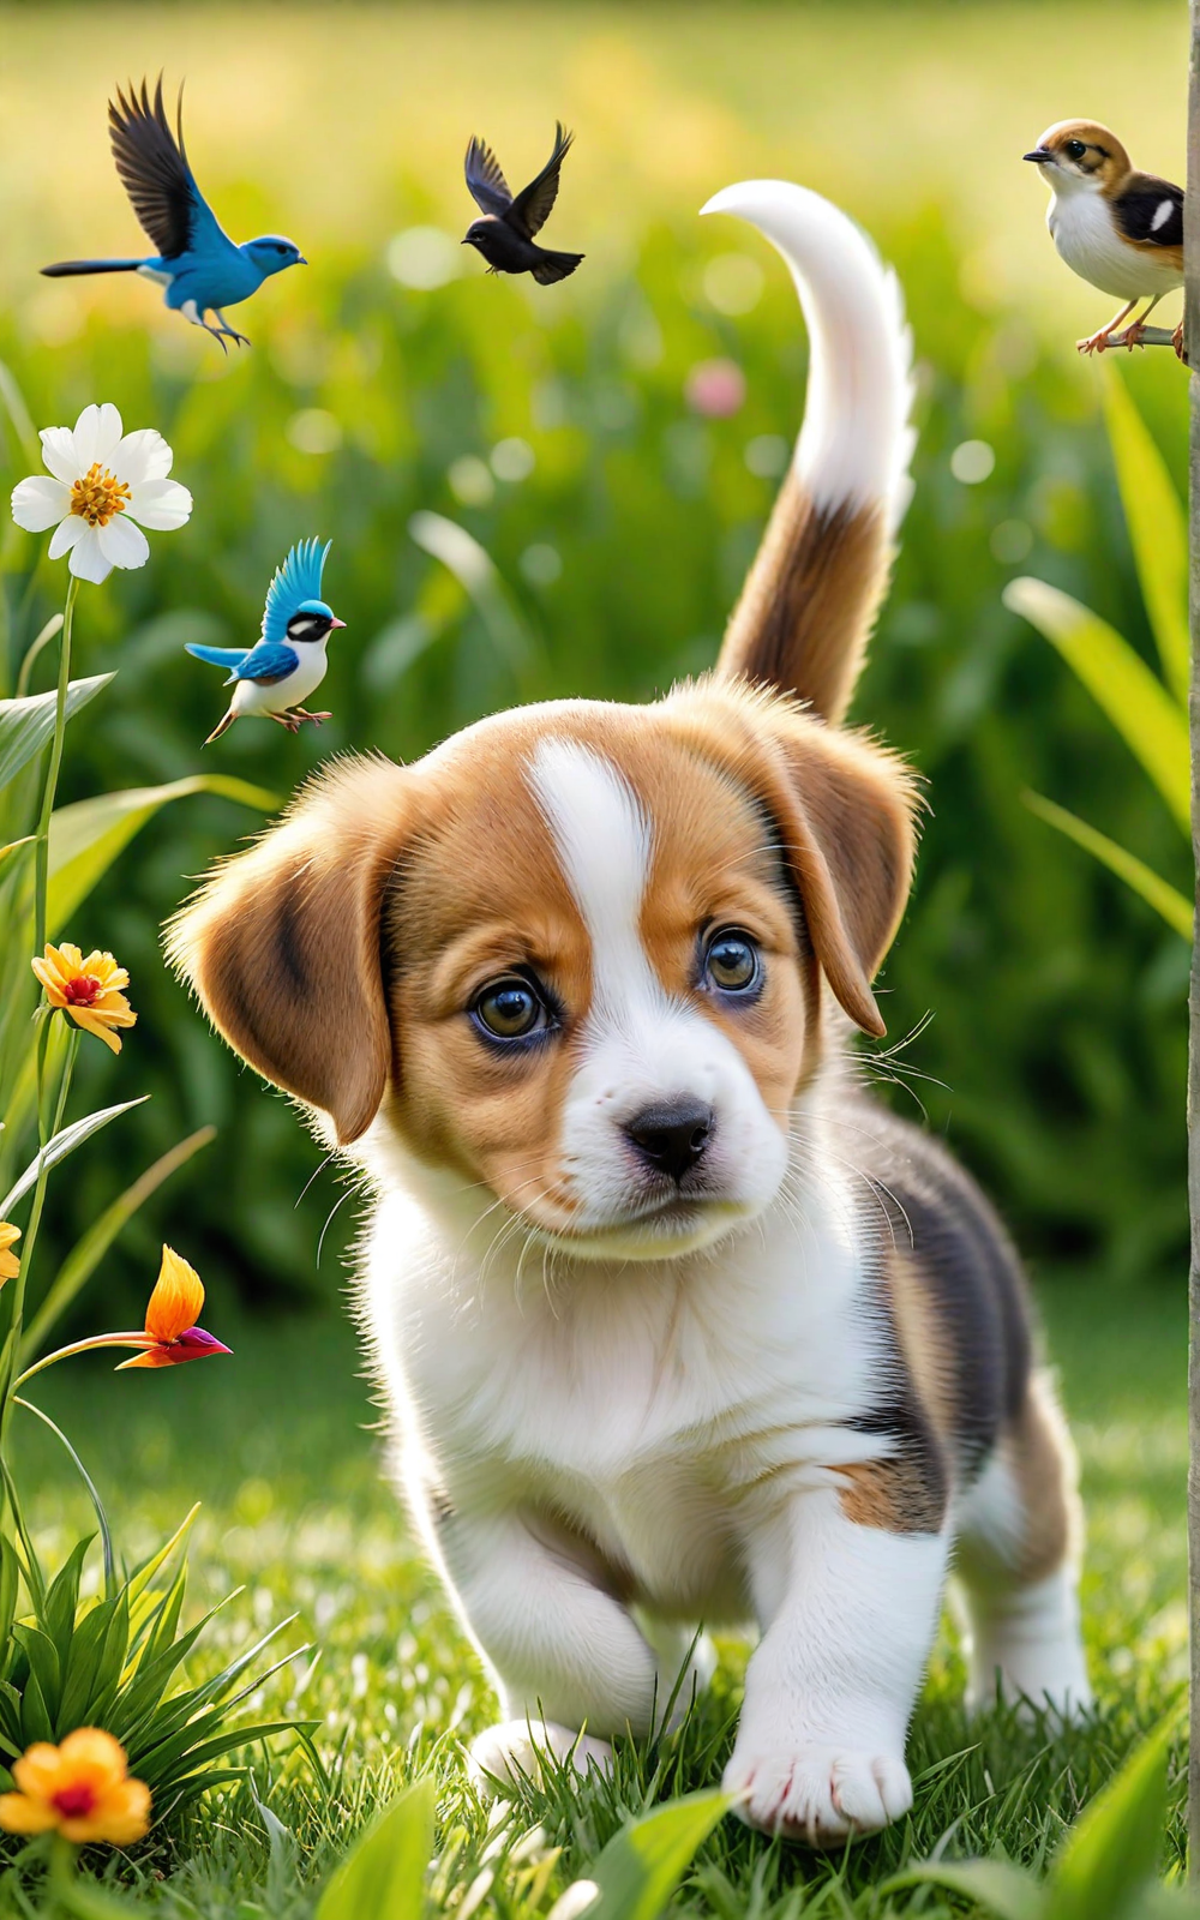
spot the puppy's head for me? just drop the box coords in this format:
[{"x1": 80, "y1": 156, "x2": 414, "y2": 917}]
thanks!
[{"x1": 168, "y1": 683, "x2": 916, "y2": 1260}]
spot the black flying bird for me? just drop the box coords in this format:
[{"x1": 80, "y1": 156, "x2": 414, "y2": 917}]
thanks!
[{"x1": 462, "y1": 122, "x2": 584, "y2": 284}]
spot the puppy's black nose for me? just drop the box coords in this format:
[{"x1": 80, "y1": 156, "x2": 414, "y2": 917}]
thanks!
[{"x1": 623, "y1": 1099, "x2": 715, "y2": 1184}]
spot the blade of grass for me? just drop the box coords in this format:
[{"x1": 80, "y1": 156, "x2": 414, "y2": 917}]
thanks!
[
  {"x1": 1024, "y1": 791, "x2": 1192, "y2": 938},
  {"x1": 1102, "y1": 365, "x2": 1189, "y2": 706},
  {"x1": 1004, "y1": 578, "x2": 1189, "y2": 831},
  {"x1": 20, "y1": 1126, "x2": 217, "y2": 1361}
]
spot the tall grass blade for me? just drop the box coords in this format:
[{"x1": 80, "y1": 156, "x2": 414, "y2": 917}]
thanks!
[
  {"x1": 1, "y1": 1097, "x2": 149, "y2": 1217},
  {"x1": 1004, "y1": 578, "x2": 1188, "y2": 830},
  {"x1": 0, "y1": 673, "x2": 114, "y2": 793},
  {"x1": 47, "y1": 775, "x2": 276, "y2": 933},
  {"x1": 581, "y1": 1790, "x2": 730, "y2": 1919},
  {"x1": 315, "y1": 1773, "x2": 437, "y2": 1919},
  {"x1": 1048, "y1": 1719, "x2": 1174, "y2": 1920},
  {"x1": 1024, "y1": 791, "x2": 1192, "y2": 938},
  {"x1": 20, "y1": 1126, "x2": 217, "y2": 1360},
  {"x1": 1102, "y1": 366, "x2": 1189, "y2": 705}
]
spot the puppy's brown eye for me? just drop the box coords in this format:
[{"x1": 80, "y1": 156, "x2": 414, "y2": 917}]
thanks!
[
  {"x1": 472, "y1": 978, "x2": 545, "y2": 1041},
  {"x1": 702, "y1": 930, "x2": 761, "y2": 995}
]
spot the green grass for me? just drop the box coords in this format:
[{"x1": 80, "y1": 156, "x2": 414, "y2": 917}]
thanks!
[{"x1": 4, "y1": 1269, "x2": 1186, "y2": 1915}]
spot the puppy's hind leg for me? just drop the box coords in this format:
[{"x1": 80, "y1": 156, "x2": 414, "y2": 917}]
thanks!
[{"x1": 955, "y1": 1371, "x2": 1091, "y2": 1719}]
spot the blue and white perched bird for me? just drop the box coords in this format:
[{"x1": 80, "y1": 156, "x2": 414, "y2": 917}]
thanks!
[
  {"x1": 42, "y1": 78, "x2": 306, "y2": 351},
  {"x1": 187, "y1": 539, "x2": 344, "y2": 745}
]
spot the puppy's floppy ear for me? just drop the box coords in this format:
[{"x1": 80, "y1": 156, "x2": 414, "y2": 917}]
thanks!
[
  {"x1": 166, "y1": 757, "x2": 409, "y2": 1146},
  {"x1": 753, "y1": 711, "x2": 919, "y2": 1037},
  {"x1": 672, "y1": 689, "x2": 918, "y2": 1037}
]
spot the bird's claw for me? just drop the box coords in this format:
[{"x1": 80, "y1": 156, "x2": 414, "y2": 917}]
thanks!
[
  {"x1": 290, "y1": 708, "x2": 333, "y2": 727},
  {"x1": 204, "y1": 324, "x2": 250, "y2": 352},
  {"x1": 1173, "y1": 320, "x2": 1187, "y2": 362},
  {"x1": 1077, "y1": 327, "x2": 1117, "y2": 356},
  {"x1": 1112, "y1": 321, "x2": 1148, "y2": 352}
]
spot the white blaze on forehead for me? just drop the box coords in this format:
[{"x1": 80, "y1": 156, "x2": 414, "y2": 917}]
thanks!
[{"x1": 528, "y1": 737, "x2": 666, "y2": 1024}]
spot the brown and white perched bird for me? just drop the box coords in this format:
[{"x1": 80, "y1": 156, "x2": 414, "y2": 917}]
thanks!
[{"x1": 1023, "y1": 120, "x2": 1184, "y2": 356}]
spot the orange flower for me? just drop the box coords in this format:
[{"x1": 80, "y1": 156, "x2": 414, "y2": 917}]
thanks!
[
  {"x1": 116, "y1": 1245, "x2": 231, "y2": 1370},
  {"x1": 31, "y1": 943, "x2": 137, "y2": 1054},
  {"x1": 0, "y1": 1728, "x2": 150, "y2": 1846},
  {"x1": 0, "y1": 1222, "x2": 20, "y2": 1285}
]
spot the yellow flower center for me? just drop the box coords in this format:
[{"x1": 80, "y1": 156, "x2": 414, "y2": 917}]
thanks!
[{"x1": 69, "y1": 463, "x2": 131, "y2": 528}]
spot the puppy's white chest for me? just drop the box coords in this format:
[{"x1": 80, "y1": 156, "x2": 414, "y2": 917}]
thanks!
[{"x1": 364, "y1": 1175, "x2": 876, "y2": 1613}]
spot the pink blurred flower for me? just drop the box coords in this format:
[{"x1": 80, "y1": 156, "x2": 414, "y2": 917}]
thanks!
[{"x1": 685, "y1": 358, "x2": 746, "y2": 418}]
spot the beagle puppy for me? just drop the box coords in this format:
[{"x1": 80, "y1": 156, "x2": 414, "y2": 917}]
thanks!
[{"x1": 169, "y1": 180, "x2": 1090, "y2": 1846}]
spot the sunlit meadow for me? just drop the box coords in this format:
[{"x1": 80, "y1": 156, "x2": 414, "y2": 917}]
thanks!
[{"x1": 0, "y1": 4, "x2": 1194, "y2": 1913}]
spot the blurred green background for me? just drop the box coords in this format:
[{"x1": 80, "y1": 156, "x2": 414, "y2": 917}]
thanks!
[{"x1": 0, "y1": 0, "x2": 1190, "y2": 1324}]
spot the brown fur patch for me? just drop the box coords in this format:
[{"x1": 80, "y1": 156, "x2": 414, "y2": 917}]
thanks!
[
  {"x1": 1003, "y1": 1372, "x2": 1080, "y2": 1583},
  {"x1": 716, "y1": 477, "x2": 890, "y2": 725},
  {"x1": 165, "y1": 757, "x2": 411, "y2": 1146},
  {"x1": 884, "y1": 1247, "x2": 959, "y2": 1455},
  {"x1": 836, "y1": 1454, "x2": 945, "y2": 1535}
]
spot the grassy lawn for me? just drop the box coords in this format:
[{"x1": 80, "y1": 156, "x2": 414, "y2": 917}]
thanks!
[{"x1": 7, "y1": 1260, "x2": 1186, "y2": 1915}]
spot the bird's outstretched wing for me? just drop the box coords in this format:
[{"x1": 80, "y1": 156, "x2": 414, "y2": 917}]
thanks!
[
  {"x1": 465, "y1": 136, "x2": 513, "y2": 217},
  {"x1": 510, "y1": 123, "x2": 574, "y2": 239},
  {"x1": 261, "y1": 538, "x2": 332, "y2": 642},
  {"x1": 186, "y1": 643, "x2": 250, "y2": 669},
  {"x1": 1113, "y1": 173, "x2": 1184, "y2": 254},
  {"x1": 109, "y1": 76, "x2": 229, "y2": 260},
  {"x1": 228, "y1": 641, "x2": 300, "y2": 686}
]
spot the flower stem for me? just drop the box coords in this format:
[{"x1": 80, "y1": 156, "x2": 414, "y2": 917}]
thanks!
[
  {"x1": 0, "y1": 1025, "x2": 78, "y2": 1440},
  {"x1": 32, "y1": 574, "x2": 78, "y2": 961},
  {"x1": 13, "y1": 1331, "x2": 156, "y2": 1391},
  {"x1": 4, "y1": 574, "x2": 82, "y2": 1446}
]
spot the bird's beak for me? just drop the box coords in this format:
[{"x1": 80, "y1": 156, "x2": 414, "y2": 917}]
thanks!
[
  {"x1": 297, "y1": 256, "x2": 309, "y2": 266},
  {"x1": 1023, "y1": 148, "x2": 1053, "y2": 164},
  {"x1": 331, "y1": 617, "x2": 346, "y2": 629}
]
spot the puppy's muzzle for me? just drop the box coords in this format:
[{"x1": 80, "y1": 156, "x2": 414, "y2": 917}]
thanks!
[{"x1": 622, "y1": 1098, "x2": 715, "y2": 1185}]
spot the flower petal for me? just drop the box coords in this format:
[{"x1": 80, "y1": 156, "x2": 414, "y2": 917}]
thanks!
[
  {"x1": 125, "y1": 477, "x2": 193, "y2": 532},
  {"x1": 58, "y1": 1728, "x2": 129, "y2": 1787},
  {"x1": 116, "y1": 1345, "x2": 175, "y2": 1370},
  {"x1": 12, "y1": 1744, "x2": 66, "y2": 1797},
  {"x1": 0, "y1": 1791, "x2": 58, "y2": 1835},
  {"x1": 144, "y1": 1245, "x2": 205, "y2": 1343},
  {"x1": 11, "y1": 475, "x2": 69, "y2": 533},
  {"x1": 171, "y1": 1326, "x2": 231, "y2": 1362},
  {"x1": 68, "y1": 1006, "x2": 123, "y2": 1051},
  {"x1": 72, "y1": 403, "x2": 123, "y2": 470},
  {"x1": 113, "y1": 427, "x2": 173, "y2": 486},
  {"x1": 61, "y1": 1777, "x2": 151, "y2": 1847},
  {"x1": 39, "y1": 426, "x2": 84, "y2": 485},
  {"x1": 97, "y1": 515, "x2": 150, "y2": 571},
  {"x1": 67, "y1": 525, "x2": 113, "y2": 584},
  {"x1": 32, "y1": 956, "x2": 69, "y2": 1004},
  {"x1": 47, "y1": 515, "x2": 85, "y2": 559}
]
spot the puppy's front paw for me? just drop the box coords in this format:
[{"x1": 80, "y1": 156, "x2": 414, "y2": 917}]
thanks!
[
  {"x1": 468, "y1": 1719, "x2": 615, "y2": 1795},
  {"x1": 723, "y1": 1744, "x2": 912, "y2": 1846}
]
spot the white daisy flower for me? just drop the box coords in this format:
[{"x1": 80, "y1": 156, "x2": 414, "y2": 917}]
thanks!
[{"x1": 10, "y1": 402, "x2": 193, "y2": 585}]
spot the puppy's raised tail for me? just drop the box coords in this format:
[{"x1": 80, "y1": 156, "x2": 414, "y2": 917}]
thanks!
[{"x1": 703, "y1": 181, "x2": 915, "y2": 726}]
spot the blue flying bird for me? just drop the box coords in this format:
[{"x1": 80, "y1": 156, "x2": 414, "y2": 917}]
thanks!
[
  {"x1": 42, "y1": 78, "x2": 306, "y2": 351},
  {"x1": 186, "y1": 540, "x2": 344, "y2": 744}
]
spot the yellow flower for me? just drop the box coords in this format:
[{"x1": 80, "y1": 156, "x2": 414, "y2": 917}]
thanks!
[
  {"x1": 0, "y1": 1728, "x2": 151, "y2": 1846},
  {"x1": 0, "y1": 1222, "x2": 19, "y2": 1285},
  {"x1": 30, "y1": 943, "x2": 137, "y2": 1054}
]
